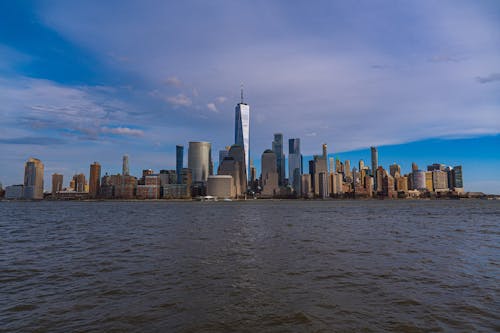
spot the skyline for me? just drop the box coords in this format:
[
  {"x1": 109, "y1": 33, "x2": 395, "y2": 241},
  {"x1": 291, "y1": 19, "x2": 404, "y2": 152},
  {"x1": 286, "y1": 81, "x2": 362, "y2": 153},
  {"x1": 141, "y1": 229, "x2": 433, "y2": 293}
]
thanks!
[{"x1": 1, "y1": 1, "x2": 499, "y2": 193}]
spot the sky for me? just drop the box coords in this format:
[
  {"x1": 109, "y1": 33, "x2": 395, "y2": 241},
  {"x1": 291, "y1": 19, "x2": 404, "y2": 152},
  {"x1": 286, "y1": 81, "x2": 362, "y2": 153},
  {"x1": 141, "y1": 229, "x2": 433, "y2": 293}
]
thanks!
[{"x1": 0, "y1": 0, "x2": 499, "y2": 193}]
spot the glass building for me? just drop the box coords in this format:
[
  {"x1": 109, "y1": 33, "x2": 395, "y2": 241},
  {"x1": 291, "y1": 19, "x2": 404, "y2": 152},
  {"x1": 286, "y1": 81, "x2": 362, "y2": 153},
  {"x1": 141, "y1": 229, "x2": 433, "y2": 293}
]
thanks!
[
  {"x1": 235, "y1": 99, "x2": 250, "y2": 181},
  {"x1": 288, "y1": 138, "x2": 302, "y2": 191},
  {"x1": 176, "y1": 145, "x2": 184, "y2": 184},
  {"x1": 272, "y1": 133, "x2": 285, "y2": 186}
]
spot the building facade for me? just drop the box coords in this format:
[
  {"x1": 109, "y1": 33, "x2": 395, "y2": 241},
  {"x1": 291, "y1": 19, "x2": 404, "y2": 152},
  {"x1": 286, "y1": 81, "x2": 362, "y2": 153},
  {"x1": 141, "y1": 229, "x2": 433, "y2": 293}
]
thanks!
[
  {"x1": 24, "y1": 157, "x2": 44, "y2": 199},
  {"x1": 188, "y1": 141, "x2": 212, "y2": 183}
]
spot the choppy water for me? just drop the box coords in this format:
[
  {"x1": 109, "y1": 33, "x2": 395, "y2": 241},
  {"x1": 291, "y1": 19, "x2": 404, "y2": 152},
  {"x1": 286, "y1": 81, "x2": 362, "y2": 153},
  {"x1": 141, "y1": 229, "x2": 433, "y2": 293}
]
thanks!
[{"x1": 1, "y1": 200, "x2": 499, "y2": 332}]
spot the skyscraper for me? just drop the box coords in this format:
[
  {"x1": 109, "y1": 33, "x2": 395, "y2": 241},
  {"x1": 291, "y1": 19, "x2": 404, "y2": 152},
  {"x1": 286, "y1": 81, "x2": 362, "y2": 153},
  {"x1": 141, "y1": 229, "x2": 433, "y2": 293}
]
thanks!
[
  {"x1": 73, "y1": 173, "x2": 86, "y2": 192},
  {"x1": 123, "y1": 154, "x2": 130, "y2": 176},
  {"x1": 188, "y1": 141, "x2": 212, "y2": 183},
  {"x1": 272, "y1": 133, "x2": 285, "y2": 186},
  {"x1": 370, "y1": 146, "x2": 378, "y2": 190},
  {"x1": 288, "y1": 138, "x2": 302, "y2": 191},
  {"x1": 24, "y1": 157, "x2": 44, "y2": 199},
  {"x1": 89, "y1": 162, "x2": 101, "y2": 198},
  {"x1": 176, "y1": 145, "x2": 184, "y2": 184},
  {"x1": 51, "y1": 173, "x2": 63, "y2": 195},
  {"x1": 234, "y1": 88, "x2": 250, "y2": 181},
  {"x1": 261, "y1": 149, "x2": 279, "y2": 197}
]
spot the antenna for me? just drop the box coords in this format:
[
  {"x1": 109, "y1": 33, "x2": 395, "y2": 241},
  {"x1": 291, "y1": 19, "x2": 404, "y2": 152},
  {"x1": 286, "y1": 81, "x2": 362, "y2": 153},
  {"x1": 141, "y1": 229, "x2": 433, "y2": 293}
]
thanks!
[{"x1": 240, "y1": 83, "x2": 244, "y2": 104}]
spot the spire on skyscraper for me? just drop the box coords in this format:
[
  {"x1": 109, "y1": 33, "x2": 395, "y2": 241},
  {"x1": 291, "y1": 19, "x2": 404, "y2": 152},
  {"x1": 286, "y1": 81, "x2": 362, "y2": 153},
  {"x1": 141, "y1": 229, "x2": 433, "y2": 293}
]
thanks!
[{"x1": 240, "y1": 83, "x2": 244, "y2": 104}]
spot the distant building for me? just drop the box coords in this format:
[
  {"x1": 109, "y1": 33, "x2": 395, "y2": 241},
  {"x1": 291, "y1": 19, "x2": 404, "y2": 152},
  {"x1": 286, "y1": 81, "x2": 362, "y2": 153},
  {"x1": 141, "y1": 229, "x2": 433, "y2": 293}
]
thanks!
[
  {"x1": 73, "y1": 173, "x2": 86, "y2": 192},
  {"x1": 137, "y1": 175, "x2": 160, "y2": 199},
  {"x1": 412, "y1": 170, "x2": 427, "y2": 191},
  {"x1": 389, "y1": 163, "x2": 401, "y2": 178},
  {"x1": 188, "y1": 141, "x2": 212, "y2": 183},
  {"x1": 432, "y1": 170, "x2": 449, "y2": 192},
  {"x1": 159, "y1": 170, "x2": 177, "y2": 186},
  {"x1": 122, "y1": 154, "x2": 130, "y2": 176},
  {"x1": 423, "y1": 171, "x2": 432, "y2": 191},
  {"x1": 301, "y1": 174, "x2": 312, "y2": 198},
  {"x1": 288, "y1": 138, "x2": 302, "y2": 193},
  {"x1": 234, "y1": 90, "x2": 250, "y2": 180},
  {"x1": 89, "y1": 162, "x2": 101, "y2": 198},
  {"x1": 207, "y1": 175, "x2": 234, "y2": 199},
  {"x1": 370, "y1": 146, "x2": 378, "y2": 184},
  {"x1": 396, "y1": 176, "x2": 408, "y2": 193},
  {"x1": 52, "y1": 173, "x2": 63, "y2": 195},
  {"x1": 272, "y1": 133, "x2": 285, "y2": 186},
  {"x1": 318, "y1": 172, "x2": 329, "y2": 198},
  {"x1": 261, "y1": 149, "x2": 279, "y2": 197},
  {"x1": 218, "y1": 147, "x2": 230, "y2": 169},
  {"x1": 427, "y1": 163, "x2": 446, "y2": 172},
  {"x1": 382, "y1": 174, "x2": 396, "y2": 198},
  {"x1": 310, "y1": 144, "x2": 328, "y2": 196},
  {"x1": 5, "y1": 185, "x2": 24, "y2": 199},
  {"x1": 450, "y1": 165, "x2": 463, "y2": 190},
  {"x1": 24, "y1": 157, "x2": 44, "y2": 199},
  {"x1": 176, "y1": 145, "x2": 184, "y2": 184}
]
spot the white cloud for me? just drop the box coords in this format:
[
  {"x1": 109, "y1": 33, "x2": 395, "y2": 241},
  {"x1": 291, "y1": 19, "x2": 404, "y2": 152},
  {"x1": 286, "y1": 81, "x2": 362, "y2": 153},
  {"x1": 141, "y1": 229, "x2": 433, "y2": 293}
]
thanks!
[
  {"x1": 164, "y1": 76, "x2": 182, "y2": 87},
  {"x1": 206, "y1": 102, "x2": 218, "y2": 113},
  {"x1": 215, "y1": 96, "x2": 227, "y2": 104},
  {"x1": 166, "y1": 93, "x2": 192, "y2": 107},
  {"x1": 100, "y1": 126, "x2": 144, "y2": 136}
]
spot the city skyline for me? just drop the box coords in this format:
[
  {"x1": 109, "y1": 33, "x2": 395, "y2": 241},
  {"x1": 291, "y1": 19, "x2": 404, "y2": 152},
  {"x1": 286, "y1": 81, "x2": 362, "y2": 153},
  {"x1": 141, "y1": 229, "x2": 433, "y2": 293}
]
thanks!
[{"x1": 0, "y1": 1, "x2": 499, "y2": 193}]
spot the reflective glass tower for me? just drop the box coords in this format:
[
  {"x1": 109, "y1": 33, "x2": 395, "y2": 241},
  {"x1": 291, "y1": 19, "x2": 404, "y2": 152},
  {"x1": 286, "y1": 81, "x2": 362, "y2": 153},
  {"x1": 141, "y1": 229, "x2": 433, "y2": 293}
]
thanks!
[
  {"x1": 235, "y1": 88, "x2": 250, "y2": 182},
  {"x1": 272, "y1": 133, "x2": 285, "y2": 186},
  {"x1": 288, "y1": 138, "x2": 302, "y2": 191},
  {"x1": 176, "y1": 145, "x2": 184, "y2": 184}
]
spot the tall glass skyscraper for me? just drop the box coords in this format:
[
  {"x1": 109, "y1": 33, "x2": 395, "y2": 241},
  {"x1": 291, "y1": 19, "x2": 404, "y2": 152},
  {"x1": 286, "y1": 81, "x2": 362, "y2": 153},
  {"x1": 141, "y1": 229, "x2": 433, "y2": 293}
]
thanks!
[
  {"x1": 370, "y1": 146, "x2": 378, "y2": 190},
  {"x1": 272, "y1": 133, "x2": 285, "y2": 186},
  {"x1": 122, "y1": 154, "x2": 130, "y2": 176},
  {"x1": 176, "y1": 145, "x2": 184, "y2": 184},
  {"x1": 234, "y1": 93, "x2": 250, "y2": 181},
  {"x1": 288, "y1": 138, "x2": 302, "y2": 191}
]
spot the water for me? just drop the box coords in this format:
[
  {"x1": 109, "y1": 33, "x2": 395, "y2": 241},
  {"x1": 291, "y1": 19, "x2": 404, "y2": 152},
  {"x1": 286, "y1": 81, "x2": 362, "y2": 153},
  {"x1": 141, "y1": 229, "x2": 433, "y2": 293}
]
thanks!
[{"x1": 1, "y1": 200, "x2": 499, "y2": 332}]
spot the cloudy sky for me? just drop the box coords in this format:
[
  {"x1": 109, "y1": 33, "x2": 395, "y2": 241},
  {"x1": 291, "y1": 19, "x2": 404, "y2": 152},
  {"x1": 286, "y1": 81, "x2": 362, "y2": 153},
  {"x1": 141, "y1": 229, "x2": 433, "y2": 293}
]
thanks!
[{"x1": 1, "y1": 0, "x2": 499, "y2": 193}]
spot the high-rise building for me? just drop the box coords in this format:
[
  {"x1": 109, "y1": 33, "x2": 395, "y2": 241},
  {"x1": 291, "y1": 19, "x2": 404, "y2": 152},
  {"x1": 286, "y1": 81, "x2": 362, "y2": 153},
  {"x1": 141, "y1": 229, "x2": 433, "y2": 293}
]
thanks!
[
  {"x1": 73, "y1": 173, "x2": 86, "y2": 192},
  {"x1": 311, "y1": 144, "x2": 328, "y2": 196},
  {"x1": 261, "y1": 149, "x2": 279, "y2": 197},
  {"x1": 288, "y1": 138, "x2": 302, "y2": 191},
  {"x1": 227, "y1": 144, "x2": 247, "y2": 195},
  {"x1": 389, "y1": 163, "x2": 401, "y2": 178},
  {"x1": 188, "y1": 141, "x2": 212, "y2": 183},
  {"x1": 370, "y1": 147, "x2": 378, "y2": 190},
  {"x1": 234, "y1": 88, "x2": 250, "y2": 180},
  {"x1": 427, "y1": 163, "x2": 446, "y2": 172},
  {"x1": 122, "y1": 154, "x2": 130, "y2": 176},
  {"x1": 24, "y1": 157, "x2": 44, "y2": 199},
  {"x1": 412, "y1": 170, "x2": 426, "y2": 190},
  {"x1": 89, "y1": 162, "x2": 101, "y2": 198},
  {"x1": 432, "y1": 170, "x2": 449, "y2": 191},
  {"x1": 218, "y1": 146, "x2": 230, "y2": 169},
  {"x1": 272, "y1": 133, "x2": 285, "y2": 186},
  {"x1": 411, "y1": 162, "x2": 419, "y2": 172},
  {"x1": 451, "y1": 165, "x2": 463, "y2": 189},
  {"x1": 176, "y1": 145, "x2": 184, "y2": 184},
  {"x1": 51, "y1": 173, "x2": 63, "y2": 195},
  {"x1": 359, "y1": 160, "x2": 365, "y2": 171}
]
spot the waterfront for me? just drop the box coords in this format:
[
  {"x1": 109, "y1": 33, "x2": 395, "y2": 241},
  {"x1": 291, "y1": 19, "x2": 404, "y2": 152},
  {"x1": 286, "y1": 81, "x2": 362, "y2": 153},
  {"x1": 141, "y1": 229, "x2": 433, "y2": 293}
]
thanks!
[{"x1": 1, "y1": 200, "x2": 499, "y2": 332}]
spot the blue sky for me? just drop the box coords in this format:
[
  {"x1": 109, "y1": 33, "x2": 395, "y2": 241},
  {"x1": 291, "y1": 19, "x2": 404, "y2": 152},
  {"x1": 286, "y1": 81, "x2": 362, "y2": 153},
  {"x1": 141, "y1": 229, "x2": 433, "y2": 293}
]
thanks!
[{"x1": 0, "y1": 1, "x2": 499, "y2": 193}]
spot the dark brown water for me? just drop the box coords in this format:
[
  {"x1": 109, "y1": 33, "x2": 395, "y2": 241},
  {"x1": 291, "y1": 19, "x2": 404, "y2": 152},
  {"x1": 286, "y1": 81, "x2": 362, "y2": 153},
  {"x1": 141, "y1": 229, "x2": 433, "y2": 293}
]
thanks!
[{"x1": 1, "y1": 200, "x2": 499, "y2": 332}]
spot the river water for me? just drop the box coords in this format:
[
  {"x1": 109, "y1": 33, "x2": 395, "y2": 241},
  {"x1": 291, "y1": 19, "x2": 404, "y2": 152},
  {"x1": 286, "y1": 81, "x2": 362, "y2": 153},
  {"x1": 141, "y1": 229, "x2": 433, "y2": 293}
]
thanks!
[{"x1": 1, "y1": 200, "x2": 499, "y2": 332}]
